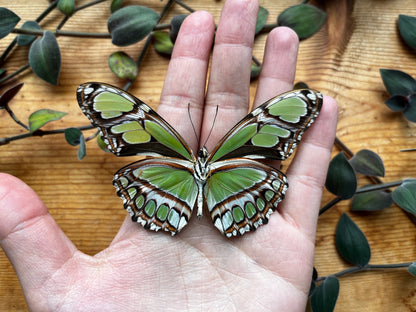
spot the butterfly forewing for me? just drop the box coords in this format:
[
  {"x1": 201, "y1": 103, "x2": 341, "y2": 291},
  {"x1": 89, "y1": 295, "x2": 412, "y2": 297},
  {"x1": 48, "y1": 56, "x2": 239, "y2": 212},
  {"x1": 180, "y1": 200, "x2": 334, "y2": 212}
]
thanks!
[
  {"x1": 77, "y1": 82, "x2": 194, "y2": 160},
  {"x1": 208, "y1": 89, "x2": 322, "y2": 163},
  {"x1": 204, "y1": 159, "x2": 288, "y2": 237},
  {"x1": 113, "y1": 158, "x2": 198, "y2": 235}
]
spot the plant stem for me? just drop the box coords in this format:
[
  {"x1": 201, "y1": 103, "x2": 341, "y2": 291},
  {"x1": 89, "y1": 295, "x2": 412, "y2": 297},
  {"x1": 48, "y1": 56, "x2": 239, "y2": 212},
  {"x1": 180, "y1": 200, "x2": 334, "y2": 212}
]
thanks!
[
  {"x1": 0, "y1": 64, "x2": 31, "y2": 85},
  {"x1": 0, "y1": 125, "x2": 94, "y2": 146},
  {"x1": 124, "y1": 0, "x2": 175, "y2": 91},
  {"x1": 74, "y1": 0, "x2": 107, "y2": 12},
  {"x1": 319, "y1": 197, "x2": 342, "y2": 215},
  {"x1": 315, "y1": 262, "x2": 413, "y2": 281},
  {"x1": 11, "y1": 28, "x2": 111, "y2": 39},
  {"x1": 173, "y1": 0, "x2": 195, "y2": 13}
]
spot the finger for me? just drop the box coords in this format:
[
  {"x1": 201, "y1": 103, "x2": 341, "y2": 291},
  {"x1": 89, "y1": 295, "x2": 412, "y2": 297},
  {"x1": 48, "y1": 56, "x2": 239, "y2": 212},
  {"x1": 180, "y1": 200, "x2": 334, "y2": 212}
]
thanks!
[
  {"x1": 253, "y1": 27, "x2": 299, "y2": 107},
  {"x1": 0, "y1": 173, "x2": 78, "y2": 293},
  {"x1": 202, "y1": 0, "x2": 258, "y2": 150},
  {"x1": 280, "y1": 96, "x2": 338, "y2": 240},
  {"x1": 112, "y1": 12, "x2": 215, "y2": 243},
  {"x1": 158, "y1": 11, "x2": 215, "y2": 151}
]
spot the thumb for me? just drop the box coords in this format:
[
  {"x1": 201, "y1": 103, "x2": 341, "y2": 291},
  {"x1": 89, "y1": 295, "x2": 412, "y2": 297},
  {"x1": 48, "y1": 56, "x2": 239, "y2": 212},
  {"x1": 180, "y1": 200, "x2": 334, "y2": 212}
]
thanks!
[{"x1": 0, "y1": 173, "x2": 77, "y2": 301}]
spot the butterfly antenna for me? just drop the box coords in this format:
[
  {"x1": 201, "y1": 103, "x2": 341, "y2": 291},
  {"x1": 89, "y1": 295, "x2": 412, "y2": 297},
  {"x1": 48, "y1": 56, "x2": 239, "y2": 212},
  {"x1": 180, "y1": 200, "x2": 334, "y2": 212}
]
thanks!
[
  {"x1": 188, "y1": 103, "x2": 200, "y2": 148},
  {"x1": 203, "y1": 105, "x2": 219, "y2": 148}
]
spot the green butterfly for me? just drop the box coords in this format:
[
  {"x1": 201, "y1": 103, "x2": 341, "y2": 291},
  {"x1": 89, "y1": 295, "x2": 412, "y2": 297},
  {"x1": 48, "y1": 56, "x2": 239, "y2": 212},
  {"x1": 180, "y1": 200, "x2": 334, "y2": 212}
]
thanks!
[{"x1": 77, "y1": 83, "x2": 322, "y2": 237}]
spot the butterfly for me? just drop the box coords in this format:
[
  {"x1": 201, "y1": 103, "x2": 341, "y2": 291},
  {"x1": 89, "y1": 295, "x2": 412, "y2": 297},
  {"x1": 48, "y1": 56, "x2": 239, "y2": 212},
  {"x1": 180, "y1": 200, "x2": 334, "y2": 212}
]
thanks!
[{"x1": 77, "y1": 82, "x2": 322, "y2": 237}]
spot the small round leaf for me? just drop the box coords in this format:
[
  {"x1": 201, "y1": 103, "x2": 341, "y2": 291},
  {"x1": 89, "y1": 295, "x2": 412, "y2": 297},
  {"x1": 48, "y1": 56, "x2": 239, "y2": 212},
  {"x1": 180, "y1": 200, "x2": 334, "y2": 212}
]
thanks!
[
  {"x1": 398, "y1": 15, "x2": 416, "y2": 50},
  {"x1": 153, "y1": 31, "x2": 173, "y2": 56},
  {"x1": 250, "y1": 63, "x2": 261, "y2": 80},
  {"x1": 255, "y1": 6, "x2": 269, "y2": 34},
  {"x1": 380, "y1": 69, "x2": 416, "y2": 96},
  {"x1": 310, "y1": 276, "x2": 339, "y2": 312},
  {"x1": 64, "y1": 127, "x2": 83, "y2": 146},
  {"x1": 404, "y1": 94, "x2": 416, "y2": 122},
  {"x1": 294, "y1": 81, "x2": 309, "y2": 89},
  {"x1": 108, "y1": 51, "x2": 138, "y2": 80},
  {"x1": 336, "y1": 213, "x2": 371, "y2": 267},
  {"x1": 110, "y1": 0, "x2": 123, "y2": 13},
  {"x1": 408, "y1": 261, "x2": 416, "y2": 277},
  {"x1": 351, "y1": 188, "x2": 393, "y2": 211},
  {"x1": 77, "y1": 134, "x2": 86, "y2": 160},
  {"x1": 17, "y1": 21, "x2": 41, "y2": 46},
  {"x1": 97, "y1": 135, "x2": 111, "y2": 153},
  {"x1": 385, "y1": 95, "x2": 409, "y2": 112},
  {"x1": 0, "y1": 82, "x2": 24, "y2": 109},
  {"x1": 107, "y1": 5, "x2": 159, "y2": 46},
  {"x1": 325, "y1": 152, "x2": 357, "y2": 199},
  {"x1": 277, "y1": 4, "x2": 326, "y2": 40},
  {"x1": 170, "y1": 14, "x2": 187, "y2": 44},
  {"x1": 0, "y1": 8, "x2": 20, "y2": 39},
  {"x1": 58, "y1": 0, "x2": 75, "y2": 17},
  {"x1": 28, "y1": 109, "x2": 67, "y2": 132},
  {"x1": 349, "y1": 149, "x2": 385, "y2": 177},
  {"x1": 392, "y1": 179, "x2": 416, "y2": 215},
  {"x1": 29, "y1": 31, "x2": 61, "y2": 85}
]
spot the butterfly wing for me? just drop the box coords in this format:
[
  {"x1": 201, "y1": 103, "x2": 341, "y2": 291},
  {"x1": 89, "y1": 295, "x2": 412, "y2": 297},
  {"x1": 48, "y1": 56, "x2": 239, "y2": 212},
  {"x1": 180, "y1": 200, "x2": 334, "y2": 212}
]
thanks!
[
  {"x1": 208, "y1": 89, "x2": 322, "y2": 163},
  {"x1": 204, "y1": 158, "x2": 288, "y2": 237},
  {"x1": 113, "y1": 157, "x2": 199, "y2": 235},
  {"x1": 77, "y1": 82, "x2": 194, "y2": 160}
]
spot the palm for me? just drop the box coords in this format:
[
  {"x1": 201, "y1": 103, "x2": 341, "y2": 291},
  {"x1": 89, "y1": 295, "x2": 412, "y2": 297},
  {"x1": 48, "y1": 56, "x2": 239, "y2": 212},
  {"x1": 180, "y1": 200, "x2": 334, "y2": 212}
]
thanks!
[{"x1": 0, "y1": 1, "x2": 337, "y2": 311}]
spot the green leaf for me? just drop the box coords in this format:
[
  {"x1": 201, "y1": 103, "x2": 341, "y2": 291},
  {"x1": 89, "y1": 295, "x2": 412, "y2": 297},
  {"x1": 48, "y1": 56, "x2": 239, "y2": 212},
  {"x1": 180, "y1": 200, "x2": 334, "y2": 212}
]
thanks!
[
  {"x1": 28, "y1": 109, "x2": 67, "y2": 132},
  {"x1": 0, "y1": 8, "x2": 20, "y2": 39},
  {"x1": 385, "y1": 95, "x2": 409, "y2": 112},
  {"x1": 325, "y1": 152, "x2": 357, "y2": 199},
  {"x1": 310, "y1": 276, "x2": 339, "y2": 312},
  {"x1": 255, "y1": 6, "x2": 268, "y2": 34},
  {"x1": 408, "y1": 261, "x2": 416, "y2": 277},
  {"x1": 0, "y1": 82, "x2": 24, "y2": 109},
  {"x1": 77, "y1": 134, "x2": 86, "y2": 160},
  {"x1": 336, "y1": 213, "x2": 371, "y2": 267},
  {"x1": 110, "y1": 0, "x2": 123, "y2": 13},
  {"x1": 170, "y1": 14, "x2": 187, "y2": 44},
  {"x1": 349, "y1": 149, "x2": 385, "y2": 177},
  {"x1": 58, "y1": 0, "x2": 75, "y2": 17},
  {"x1": 351, "y1": 188, "x2": 393, "y2": 211},
  {"x1": 28, "y1": 31, "x2": 61, "y2": 85},
  {"x1": 380, "y1": 69, "x2": 416, "y2": 96},
  {"x1": 404, "y1": 94, "x2": 416, "y2": 122},
  {"x1": 153, "y1": 31, "x2": 174, "y2": 56},
  {"x1": 64, "y1": 127, "x2": 83, "y2": 146},
  {"x1": 0, "y1": 68, "x2": 5, "y2": 77},
  {"x1": 97, "y1": 135, "x2": 111, "y2": 153},
  {"x1": 398, "y1": 15, "x2": 416, "y2": 50},
  {"x1": 392, "y1": 179, "x2": 416, "y2": 215},
  {"x1": 108, "y1": 51, "x2": 138, "y2": 80},
  {"x1": 250, "y1": 63, "x2": 261, "y2": 80},
  {"x1": 17, "y1": 21, "x2": 41, "y2": 46},
  {"x1": 107, "y1": 5, "x2": 159, "y2": 46},
  {"x1": 277, "y1": 4, "x2": 326, "y2": 40}
]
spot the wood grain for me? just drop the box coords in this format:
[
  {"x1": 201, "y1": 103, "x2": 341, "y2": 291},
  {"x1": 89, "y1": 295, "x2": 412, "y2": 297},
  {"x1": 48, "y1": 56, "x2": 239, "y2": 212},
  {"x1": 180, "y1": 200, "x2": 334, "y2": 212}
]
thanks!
[{"x1": 1, "y1": 0, "x2": 416, "y2": 311}]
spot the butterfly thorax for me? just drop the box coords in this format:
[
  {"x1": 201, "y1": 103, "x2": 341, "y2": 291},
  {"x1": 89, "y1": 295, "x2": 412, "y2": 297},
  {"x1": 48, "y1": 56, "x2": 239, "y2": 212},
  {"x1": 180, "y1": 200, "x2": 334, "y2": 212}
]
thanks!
[{"x1": 194, "y1": 147, "x2": 210, "y2": 182}]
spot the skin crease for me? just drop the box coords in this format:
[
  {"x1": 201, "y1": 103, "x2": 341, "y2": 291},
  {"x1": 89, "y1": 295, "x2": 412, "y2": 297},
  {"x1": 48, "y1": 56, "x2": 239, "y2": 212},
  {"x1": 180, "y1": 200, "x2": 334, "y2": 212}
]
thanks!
[{"x1": 0, "y1": 0, "x2": 338, "y2": 311}]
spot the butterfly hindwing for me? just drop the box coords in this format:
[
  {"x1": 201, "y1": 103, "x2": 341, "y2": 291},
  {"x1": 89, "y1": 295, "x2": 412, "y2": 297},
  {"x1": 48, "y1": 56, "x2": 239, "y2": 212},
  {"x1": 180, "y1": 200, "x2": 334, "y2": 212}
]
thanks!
[
  {"x1": 113, "y1": 158, "x2": 199, "y2": 235},
  {"x1": 77, "y1": 82, "x2": 194, "y2": 161},
  {"x1": 204, "y1": 159, "x2": 288, "y2": 237},
  {"x1": 208, "y1": 89, "x2": 322, "y2": 163}
]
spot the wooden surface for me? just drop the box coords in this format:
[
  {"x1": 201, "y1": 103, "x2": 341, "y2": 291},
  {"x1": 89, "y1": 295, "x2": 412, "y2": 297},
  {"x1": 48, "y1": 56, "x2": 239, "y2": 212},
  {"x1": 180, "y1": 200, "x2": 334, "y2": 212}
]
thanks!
[{"x1": 1, "y1": 0, "x2": 416, "y2": 311}]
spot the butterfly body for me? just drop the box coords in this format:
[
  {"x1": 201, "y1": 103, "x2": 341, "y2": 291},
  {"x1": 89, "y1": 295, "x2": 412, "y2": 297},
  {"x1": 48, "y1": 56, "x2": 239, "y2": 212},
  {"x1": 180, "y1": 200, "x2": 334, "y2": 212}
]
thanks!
[{"x1": 77, "y1": 83, "x2": 322, "y2": 237}]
